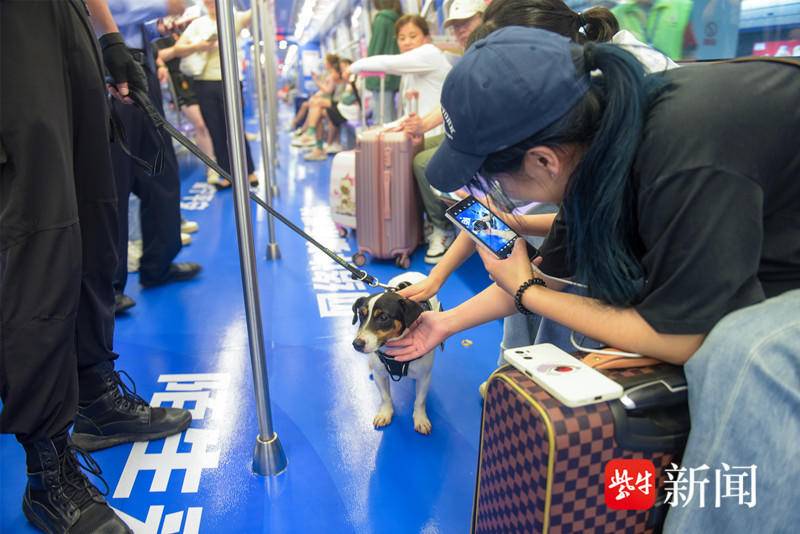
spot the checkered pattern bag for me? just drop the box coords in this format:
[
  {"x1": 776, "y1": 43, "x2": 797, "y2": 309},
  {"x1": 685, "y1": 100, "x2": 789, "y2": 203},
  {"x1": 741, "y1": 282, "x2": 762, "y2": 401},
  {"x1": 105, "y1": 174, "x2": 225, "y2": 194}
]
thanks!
[{"x1": 473, "y1": 365, "x2": 685, "y2": 533}]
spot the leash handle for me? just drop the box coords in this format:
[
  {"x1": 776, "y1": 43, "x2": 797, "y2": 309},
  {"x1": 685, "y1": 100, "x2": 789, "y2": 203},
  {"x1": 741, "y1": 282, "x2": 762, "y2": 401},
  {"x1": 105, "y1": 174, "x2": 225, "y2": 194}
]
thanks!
[{"x1": 127, "y1": 88, "x2": 392, "y2": 289}]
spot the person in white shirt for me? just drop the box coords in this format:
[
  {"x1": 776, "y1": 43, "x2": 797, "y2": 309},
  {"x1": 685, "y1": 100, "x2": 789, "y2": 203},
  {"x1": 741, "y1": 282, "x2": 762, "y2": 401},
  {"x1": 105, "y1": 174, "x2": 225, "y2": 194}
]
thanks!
[
  {"x1": 349, "y1": 15, "x2": 452, "y2": 129},
  {"x1": 395, "y1": 0, "x2": 488, "y2": 265},
  {"x1": 173, "y1": 0, "x2": 256, "y2": 189}
]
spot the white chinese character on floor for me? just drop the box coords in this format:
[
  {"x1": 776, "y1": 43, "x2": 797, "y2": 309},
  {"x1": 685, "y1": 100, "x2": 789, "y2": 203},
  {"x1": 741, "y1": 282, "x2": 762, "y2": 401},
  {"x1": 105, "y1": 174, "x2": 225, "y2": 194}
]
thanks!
[
  {"x1": 150, "y1": 373, "x2": 230, "y2": 421},
  {"x1": 317, "y1": 292, "x2": 369, "y2": 318},
  {"x1": 665, "y1": 463, "x2": 711, "y2": 508},
  {"x1": 312, "y1": 268, "x2": 367, "y2": 292},
  {"x1": 608, "y1": 468, "x2": 635, "y2": 500},
  {"x1": 715, "y1": 463, "x2": 757, "y2": 508},
  {"x1": 112, "y1": 505, "x2": 203, "y2": 534},
  {"x1": 114, "y1": 428, "x2": 220, "y2": 498}
]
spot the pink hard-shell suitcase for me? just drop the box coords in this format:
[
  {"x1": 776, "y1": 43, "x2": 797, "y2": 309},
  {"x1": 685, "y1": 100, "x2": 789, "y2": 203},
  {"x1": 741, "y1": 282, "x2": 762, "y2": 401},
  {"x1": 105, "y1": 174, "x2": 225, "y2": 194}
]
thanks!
[{"x1": 353, "y1": 75, "x2": 422, "y2": 268}]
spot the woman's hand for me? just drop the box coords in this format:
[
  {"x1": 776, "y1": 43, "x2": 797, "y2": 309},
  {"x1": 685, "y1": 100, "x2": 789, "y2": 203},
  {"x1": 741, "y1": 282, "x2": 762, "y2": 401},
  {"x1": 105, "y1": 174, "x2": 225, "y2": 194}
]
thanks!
[
  {"x1": 401, "y1": 113, "x2": 424, "y2": 138},
  {"x1": 157, "y1": 65, "x2": 169, "y2": 84},
  {"x1": 475, "y1": 238, "x2": 534, "y2": 296},
  {"x1": 397, "y1": 273, "x2": 444, "y2": 303},
  {"x1": 383, "y1": 312, "x2": 450, "y2": 362}
]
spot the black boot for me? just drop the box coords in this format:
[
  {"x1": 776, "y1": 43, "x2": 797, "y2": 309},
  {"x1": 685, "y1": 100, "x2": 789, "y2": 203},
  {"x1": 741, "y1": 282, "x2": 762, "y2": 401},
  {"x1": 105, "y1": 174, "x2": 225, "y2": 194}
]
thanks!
[
  {"x1": 72, "y1": 367, "x2": 191, "y2": 451},
  {"x1": 22, "y1": 437, "x2": 131, "y2": 533}
]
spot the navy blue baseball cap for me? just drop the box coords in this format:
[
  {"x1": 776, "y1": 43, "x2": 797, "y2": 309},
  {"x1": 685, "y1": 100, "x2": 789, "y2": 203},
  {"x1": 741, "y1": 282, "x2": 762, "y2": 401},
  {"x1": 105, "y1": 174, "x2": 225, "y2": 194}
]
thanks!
[{"x1": 428, "y1": 26, "x2": 590, "y2": 192}]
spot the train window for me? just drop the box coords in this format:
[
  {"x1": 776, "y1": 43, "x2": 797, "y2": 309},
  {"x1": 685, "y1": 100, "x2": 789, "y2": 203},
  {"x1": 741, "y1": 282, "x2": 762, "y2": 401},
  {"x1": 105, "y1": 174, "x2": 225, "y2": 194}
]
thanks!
[{"x1": 567, "y1": 0, "x2": 800, "y2": 60}]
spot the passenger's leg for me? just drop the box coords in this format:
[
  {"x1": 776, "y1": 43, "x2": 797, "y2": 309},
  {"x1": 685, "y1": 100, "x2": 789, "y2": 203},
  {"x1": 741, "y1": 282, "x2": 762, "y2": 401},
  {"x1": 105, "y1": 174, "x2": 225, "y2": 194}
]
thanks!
[
  {"x1": 133, "y1": 64, "x2": 183, "y2": 287},
  {"x1": 663, "y1": 289, "x2": 800, "y2": 533},
  {"x1": 195, "y1": 80, "x2": 231, "y2": 187},
  {"x1": 1, "y1": 3, "x2": 140, "y2": 531},
  {"x1": 181, "y1": 103, "x2": 215, "y2": 160}
]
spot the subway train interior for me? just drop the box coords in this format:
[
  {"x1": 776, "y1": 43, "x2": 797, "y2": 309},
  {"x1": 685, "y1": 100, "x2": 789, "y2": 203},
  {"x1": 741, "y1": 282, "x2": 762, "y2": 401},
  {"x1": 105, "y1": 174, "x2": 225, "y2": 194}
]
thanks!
[{"x1": 1, "y1": 0, "x2": 799, "y2": 533}]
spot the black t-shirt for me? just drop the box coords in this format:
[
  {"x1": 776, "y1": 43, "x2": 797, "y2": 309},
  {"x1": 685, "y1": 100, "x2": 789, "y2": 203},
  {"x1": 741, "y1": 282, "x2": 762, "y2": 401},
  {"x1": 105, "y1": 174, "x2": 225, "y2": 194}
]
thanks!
[{"x1": 538, "y1": 59, "x2": 800, "y2": 335}]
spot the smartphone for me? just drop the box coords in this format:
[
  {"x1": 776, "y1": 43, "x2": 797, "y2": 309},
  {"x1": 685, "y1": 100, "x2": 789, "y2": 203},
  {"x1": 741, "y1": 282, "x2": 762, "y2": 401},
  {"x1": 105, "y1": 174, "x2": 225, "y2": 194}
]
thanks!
[
  {"x1": 503, "y1": 344, "x2": 624, "y2": 408},
  {"x1": 445, "y1": 195, "x2": 536, "y2": 259}
]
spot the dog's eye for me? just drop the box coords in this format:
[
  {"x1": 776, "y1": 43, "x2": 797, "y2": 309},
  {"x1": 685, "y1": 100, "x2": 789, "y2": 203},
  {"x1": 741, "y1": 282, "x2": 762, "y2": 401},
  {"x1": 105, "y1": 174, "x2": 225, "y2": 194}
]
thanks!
[{"x1": 377, "y1": 313, "x2": 387, "y2": 322}]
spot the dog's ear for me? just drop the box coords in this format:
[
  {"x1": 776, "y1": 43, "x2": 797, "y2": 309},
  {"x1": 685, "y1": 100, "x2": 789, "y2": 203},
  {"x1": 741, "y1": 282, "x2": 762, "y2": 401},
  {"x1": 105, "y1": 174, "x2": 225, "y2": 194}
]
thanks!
[
  {"x1": 398, "y1": 298, "x2": 424, "y2": 330},
  {"x1": 352, "y1": 296, "x2": 366, "y2": 325}
]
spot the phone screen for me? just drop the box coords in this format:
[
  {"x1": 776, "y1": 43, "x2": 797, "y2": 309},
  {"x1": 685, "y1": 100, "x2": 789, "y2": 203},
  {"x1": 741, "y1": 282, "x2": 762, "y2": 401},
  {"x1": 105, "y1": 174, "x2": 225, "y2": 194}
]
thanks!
[{"x1": 446, "y1": 196, "x2": 520, "y2": 258}]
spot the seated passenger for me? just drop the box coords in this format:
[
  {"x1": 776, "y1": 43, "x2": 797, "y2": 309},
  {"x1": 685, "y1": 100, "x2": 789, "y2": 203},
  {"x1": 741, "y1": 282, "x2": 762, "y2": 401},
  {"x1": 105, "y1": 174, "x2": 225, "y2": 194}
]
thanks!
[
  {"x1": 349, "y1": 14, "x2": 454, "y2": 261},
  {"x1": 302, "y1": 59, "x2": 360, "y2": 161},
  {"x1": 290, "y1": 53, "x2": 341, "y2": 134},
  {"x1": 399, "y1": 0, "x2": 486, "y2": 264},
  {"x1": 349, "y1": 15, "x2": 452, "y2": 130},
  {"x1": 385, "y1": 27, "x2": 800, "y2": 532}
]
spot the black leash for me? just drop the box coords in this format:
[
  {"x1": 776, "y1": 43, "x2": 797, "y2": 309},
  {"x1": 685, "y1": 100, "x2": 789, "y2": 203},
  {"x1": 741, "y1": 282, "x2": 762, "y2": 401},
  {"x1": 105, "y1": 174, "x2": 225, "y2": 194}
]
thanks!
[{"x1": 127, "y1": 88, "x2": 396, "y2": 290}]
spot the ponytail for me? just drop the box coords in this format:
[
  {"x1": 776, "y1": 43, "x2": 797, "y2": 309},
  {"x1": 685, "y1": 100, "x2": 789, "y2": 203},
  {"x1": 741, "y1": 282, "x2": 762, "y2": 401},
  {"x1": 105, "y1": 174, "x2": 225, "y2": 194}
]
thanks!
[
  {"x1": 477, "y1": 44, "x2": 668, "y2": 306},
  {"x1": 581, "y1": 7, "x2": 619, "y2": 43}
]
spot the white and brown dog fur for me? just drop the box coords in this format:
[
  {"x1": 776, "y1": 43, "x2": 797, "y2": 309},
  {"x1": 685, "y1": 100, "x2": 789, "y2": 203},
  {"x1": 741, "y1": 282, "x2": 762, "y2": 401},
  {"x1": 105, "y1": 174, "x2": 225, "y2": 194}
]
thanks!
[{"x1": 351, "y1": 272, "x2": 440, "y2": 435}]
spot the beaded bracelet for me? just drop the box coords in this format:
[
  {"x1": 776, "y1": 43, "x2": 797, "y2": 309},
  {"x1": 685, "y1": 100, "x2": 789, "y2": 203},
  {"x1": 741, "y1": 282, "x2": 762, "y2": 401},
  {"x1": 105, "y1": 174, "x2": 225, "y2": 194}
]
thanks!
[{"x1": 514, "y1": 278, "x2": 546, "y2": 316}]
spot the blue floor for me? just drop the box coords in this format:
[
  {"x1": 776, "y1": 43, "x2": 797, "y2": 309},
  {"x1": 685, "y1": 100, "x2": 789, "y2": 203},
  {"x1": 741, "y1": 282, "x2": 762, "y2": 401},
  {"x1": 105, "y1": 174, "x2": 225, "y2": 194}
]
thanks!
[{"x1": 0, "y1": 106, "x2": 502, "y2": 533}]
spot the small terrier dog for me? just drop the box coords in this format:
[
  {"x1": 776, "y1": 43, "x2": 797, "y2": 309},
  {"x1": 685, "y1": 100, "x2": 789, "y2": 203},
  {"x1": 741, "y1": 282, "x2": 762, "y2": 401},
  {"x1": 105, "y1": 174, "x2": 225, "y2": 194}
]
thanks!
[{"x1": 351, "y1": 272, "x2": 440, "y2": 435}]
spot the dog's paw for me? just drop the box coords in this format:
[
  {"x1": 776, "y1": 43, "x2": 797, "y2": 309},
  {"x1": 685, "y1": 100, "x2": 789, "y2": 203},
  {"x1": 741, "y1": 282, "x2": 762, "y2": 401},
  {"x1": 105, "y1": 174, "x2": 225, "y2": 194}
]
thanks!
[
  {"x1": 413, "y1": 413, "x2": 432, "y2": 435},
  {"x1": 373, "y1": 407, "x2": 394, "y2": 428}
]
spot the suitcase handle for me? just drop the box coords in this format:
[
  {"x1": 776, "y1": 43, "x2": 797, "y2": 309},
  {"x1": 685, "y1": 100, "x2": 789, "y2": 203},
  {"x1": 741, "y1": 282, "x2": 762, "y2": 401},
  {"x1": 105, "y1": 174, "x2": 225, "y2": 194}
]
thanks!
[
  {"x1": 382, "y1": 142, "x2": 392, "y2": 220},
  {"x1": 616, "y1": 365, "x2": 687, "y2": 412},
  {"x1": 609, "y1": 366, "x2": 690, "y2": 452}
]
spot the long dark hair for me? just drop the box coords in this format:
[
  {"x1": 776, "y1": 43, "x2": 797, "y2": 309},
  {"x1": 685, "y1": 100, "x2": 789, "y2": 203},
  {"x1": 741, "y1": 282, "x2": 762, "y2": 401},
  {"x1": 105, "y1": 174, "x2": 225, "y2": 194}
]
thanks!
[
  {"x1": 467, "y1": 0, "x2": 619, "y2": 48},
  {"x1": 475, "y1": 44, "x2": 668, "y2": 307}
]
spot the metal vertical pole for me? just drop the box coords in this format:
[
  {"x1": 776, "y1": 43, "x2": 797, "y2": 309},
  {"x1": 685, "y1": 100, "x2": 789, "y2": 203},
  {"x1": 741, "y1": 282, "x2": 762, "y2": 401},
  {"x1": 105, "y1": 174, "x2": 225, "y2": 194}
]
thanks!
[
  {"x1": 260, "y1": 0, "x2": 281, "y2": 197},
  {"x1": 214, "y1": 0, "x2": 287, "y2": 476},
  {"x1": 250, "y1": 0, "x2": 280, "y2": 260}
]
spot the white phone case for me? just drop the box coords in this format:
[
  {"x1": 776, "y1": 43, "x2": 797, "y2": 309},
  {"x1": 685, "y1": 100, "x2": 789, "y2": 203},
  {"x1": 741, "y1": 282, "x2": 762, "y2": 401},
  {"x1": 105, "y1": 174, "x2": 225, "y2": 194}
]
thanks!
[{"x1": 503, "y1": 343, "x2": 624, "y2": 408}]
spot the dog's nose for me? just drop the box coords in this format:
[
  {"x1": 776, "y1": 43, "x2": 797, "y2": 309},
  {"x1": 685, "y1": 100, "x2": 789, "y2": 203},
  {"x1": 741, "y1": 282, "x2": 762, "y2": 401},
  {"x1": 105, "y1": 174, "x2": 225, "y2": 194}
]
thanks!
[{"x1": 352, "y1": 338, "x2": 366, "y2": 351}]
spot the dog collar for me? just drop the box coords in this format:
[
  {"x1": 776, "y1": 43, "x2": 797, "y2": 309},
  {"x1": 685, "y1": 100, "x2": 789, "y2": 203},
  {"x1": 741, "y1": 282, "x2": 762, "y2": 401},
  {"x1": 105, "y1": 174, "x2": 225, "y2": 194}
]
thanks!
[{"x1": 375, "y1": 350, "x2": 423, "y2": 382}]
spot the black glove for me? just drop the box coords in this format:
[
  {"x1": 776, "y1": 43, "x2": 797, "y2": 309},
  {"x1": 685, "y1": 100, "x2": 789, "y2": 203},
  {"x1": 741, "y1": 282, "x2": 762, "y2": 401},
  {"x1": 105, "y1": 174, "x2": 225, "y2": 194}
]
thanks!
[{"x1": 98, "y1": 32, "x2": 148, "y2": 96}]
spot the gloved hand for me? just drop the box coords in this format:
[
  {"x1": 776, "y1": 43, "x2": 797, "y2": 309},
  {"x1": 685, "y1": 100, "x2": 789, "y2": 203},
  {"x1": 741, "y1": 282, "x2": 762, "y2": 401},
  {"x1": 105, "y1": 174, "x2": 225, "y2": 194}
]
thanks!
[{"x1": 98, "y1": 32, "x2": 147, "y2": 102}]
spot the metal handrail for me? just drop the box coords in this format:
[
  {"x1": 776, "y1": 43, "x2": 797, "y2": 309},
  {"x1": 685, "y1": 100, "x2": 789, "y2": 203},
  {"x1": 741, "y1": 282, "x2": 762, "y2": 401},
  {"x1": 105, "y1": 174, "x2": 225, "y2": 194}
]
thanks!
[{"x1": 214, "y1": 0, "x2": 287, "y2": 477}]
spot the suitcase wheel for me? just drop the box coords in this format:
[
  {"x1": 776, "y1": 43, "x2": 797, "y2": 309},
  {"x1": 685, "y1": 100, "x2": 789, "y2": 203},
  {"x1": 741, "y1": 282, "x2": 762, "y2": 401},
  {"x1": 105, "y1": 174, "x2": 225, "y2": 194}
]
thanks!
[
  {"x1": 352, "y1": 252, "x2": 367, "y2": 267},
  {"x1": 394, "y1": 254, "x2": 411, "y2": 270}
]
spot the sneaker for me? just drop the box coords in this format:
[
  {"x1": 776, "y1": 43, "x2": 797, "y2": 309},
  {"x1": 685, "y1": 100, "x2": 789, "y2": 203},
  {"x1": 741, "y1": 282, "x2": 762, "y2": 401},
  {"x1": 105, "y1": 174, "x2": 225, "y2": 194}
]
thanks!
[
  {"x1": 303, "y1": 149, "x2": 328, "y2": 161},
  {"x1": 23, "y1": 438, "x2": 132, "y2": 533},
  {"x1": 127, "y1": 240, "x2": 142, "y2": 273},
  {"x1": 292, "y1": 135, "x2": 316, "y2": 147},
  {"x1": 206, "y1": 168, "x2": 221, "y2": 184},
  {"x1": 181, "y1": 219, "x2": 199, "y2": 234},
  {"x1": 424, "y1": 226, "x2": 454, "y2": 264},
  {"x1": 325, "y1": 142, "x2": 344, "y2": 154},
  {"x1": 71, "y1": 369, "x2": 191, "y2": 452},
  {"x1": 181, "y1": 233, "x2": 192, "y2": 246}
]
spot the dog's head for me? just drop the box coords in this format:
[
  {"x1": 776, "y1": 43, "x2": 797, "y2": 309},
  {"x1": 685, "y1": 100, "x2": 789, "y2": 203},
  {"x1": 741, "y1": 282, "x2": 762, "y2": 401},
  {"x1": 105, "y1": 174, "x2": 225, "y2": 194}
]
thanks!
[
  {"x1": 473, "y1": 219, "x2": 490, "y2": 232},
  {"x1": 351, "y1": 283, "x2": 424, "y2": 353}
]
